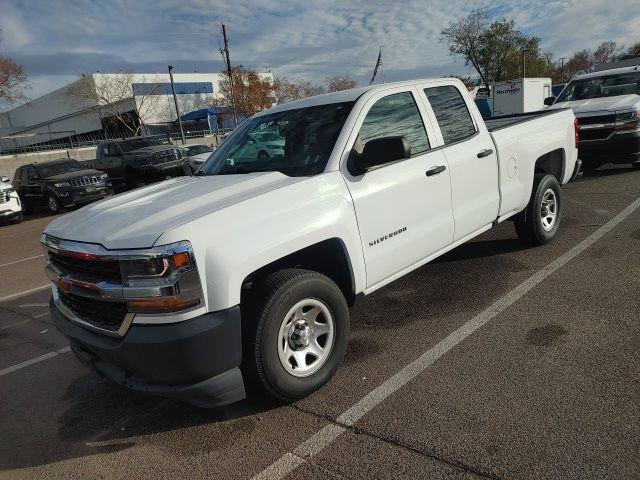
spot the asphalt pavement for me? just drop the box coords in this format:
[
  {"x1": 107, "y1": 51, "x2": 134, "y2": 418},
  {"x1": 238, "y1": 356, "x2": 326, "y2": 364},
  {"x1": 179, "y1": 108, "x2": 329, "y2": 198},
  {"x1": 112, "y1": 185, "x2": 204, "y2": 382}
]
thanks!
[{"x1": 0, "y1": 166, "x2": 638, "y2": 480}]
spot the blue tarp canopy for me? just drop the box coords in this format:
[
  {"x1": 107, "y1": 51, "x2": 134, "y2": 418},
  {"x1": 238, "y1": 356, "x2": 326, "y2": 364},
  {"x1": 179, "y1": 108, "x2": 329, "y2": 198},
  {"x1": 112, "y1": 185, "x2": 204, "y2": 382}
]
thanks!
[{"x1": 180, "y1": 107, "x2": 233, "y2": 121}]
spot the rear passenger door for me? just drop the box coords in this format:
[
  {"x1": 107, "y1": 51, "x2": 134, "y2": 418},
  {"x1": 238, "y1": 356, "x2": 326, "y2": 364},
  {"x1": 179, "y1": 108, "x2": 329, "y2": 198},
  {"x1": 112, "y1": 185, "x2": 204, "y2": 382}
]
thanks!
[
  {"x1": 342, "y1": 87, "x2": 454, "y2": 290},
  {"x1": 421, "y1": 85, "x2": 499, "y2": 241}
]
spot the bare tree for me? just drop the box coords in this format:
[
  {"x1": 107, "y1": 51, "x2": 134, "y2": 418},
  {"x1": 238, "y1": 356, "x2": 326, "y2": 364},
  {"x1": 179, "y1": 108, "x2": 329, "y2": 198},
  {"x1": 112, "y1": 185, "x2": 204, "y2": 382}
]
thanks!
[
  {"x1": 273, "y1": 76, "x2": 325, "y2": 104},
  {"x1": 441, "y1": 9, "x2": 546, "y2": 90},
  {"x1": 66, "y1": 73, "x2": 163, "y2": 136},
  {"x1": 619, "y1": 41, "x2": 640, "y2": 60},
  {"x1": 218, "y1": 68, "x2": 274, "y2": 117},
  {"x1": 325, "y1": 74, "x2": 357, "y2": 92},
  {"x1": 591, "y1": 41, "x2": 619, "y2": 68},
  {"x1": 445, "y1": 74, "x2": 475, "y2": 90},
  {"x1": 0, "y1": 31, "x2": 29, "y2": 108}
]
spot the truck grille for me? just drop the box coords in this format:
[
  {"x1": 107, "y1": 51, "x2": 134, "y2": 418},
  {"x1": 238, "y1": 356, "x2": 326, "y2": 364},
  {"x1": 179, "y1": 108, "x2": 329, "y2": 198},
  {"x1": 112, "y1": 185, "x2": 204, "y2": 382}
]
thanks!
[
  {"x1": 70, "y1": 176, "x2": 102, "y2": 187},
  {"x1": 48, "y1": 251, "x2": 122, "y2": 283},
  {"x1": 152, "y1": 151, "x2": 179, "y2": 165},
  {"x1": 577, "y1": 114, "x2": 615, "y2": 125},
  {"x1": 0, "y1": 190, "x2": 9, "y2": 204},
  {"x1": 59, "y1": 291, "x2": 127, "y2": 333}
]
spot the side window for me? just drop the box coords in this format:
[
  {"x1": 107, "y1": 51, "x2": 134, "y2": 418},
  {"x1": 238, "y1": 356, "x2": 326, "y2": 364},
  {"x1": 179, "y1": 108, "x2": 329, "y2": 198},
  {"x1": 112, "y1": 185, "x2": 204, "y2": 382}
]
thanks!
[
  {"x1": 357, "y1": 91, "x2": 430, "y2": 157},
  {"x1": 25, "y1": 167, "x2": 38, "y2": 181},
  {"x1": 424, "y1": 86, "x2": 477, "y2": 144}
]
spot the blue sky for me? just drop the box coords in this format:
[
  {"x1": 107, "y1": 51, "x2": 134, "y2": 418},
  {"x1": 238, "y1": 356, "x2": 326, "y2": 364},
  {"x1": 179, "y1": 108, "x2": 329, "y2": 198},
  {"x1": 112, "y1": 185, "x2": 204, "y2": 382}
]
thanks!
[{"x1": 1, "y1": 0, "x2": 639, "y2": 106}]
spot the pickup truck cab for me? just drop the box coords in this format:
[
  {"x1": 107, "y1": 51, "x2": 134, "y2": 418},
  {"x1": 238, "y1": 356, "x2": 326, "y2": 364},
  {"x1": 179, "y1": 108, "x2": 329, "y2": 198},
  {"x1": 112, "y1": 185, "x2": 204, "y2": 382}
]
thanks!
[
  {"x1": 43, "y1": 78, "x2": 578, "y2": 407},
  {"x1": 0, "y1": 175, "x2": 22, "y2": 224},
  {"x1": 545, "y1": 65, "x2": 640, "y2": 171},
  {"x1": 90, "y1": 136, "x2": 186, "y2": 188}
]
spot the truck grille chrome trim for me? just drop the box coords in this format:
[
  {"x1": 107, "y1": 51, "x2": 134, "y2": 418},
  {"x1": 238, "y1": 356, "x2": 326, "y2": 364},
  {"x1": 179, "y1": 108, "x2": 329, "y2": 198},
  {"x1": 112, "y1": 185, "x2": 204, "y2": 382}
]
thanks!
[
  {"x1": 70, "y1": 176, "x2": 103, "y2": 187},
  {"x1": 54, "y1": 296, "x2": 135, "y2": 338}
]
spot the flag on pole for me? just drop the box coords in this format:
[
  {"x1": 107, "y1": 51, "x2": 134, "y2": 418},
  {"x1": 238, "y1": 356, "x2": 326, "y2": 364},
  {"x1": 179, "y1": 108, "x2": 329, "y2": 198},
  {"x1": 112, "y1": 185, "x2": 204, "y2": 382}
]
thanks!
[{"x1": 369, "y1": 46, "x2": 383, "y2": 85}]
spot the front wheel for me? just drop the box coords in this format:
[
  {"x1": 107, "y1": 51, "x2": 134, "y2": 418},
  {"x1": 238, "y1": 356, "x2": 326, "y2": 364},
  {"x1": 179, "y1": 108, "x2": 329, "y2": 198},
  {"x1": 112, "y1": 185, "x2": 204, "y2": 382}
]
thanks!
[
  {"x1": 46, "y1": 193, "x2": 62, "y2": 214},
  {"x1": 514, "y1": 173, "x2": 562, "y2": 246},
  {"x1": 243, "y1": 269, "x2": 350, "y2": 402}
]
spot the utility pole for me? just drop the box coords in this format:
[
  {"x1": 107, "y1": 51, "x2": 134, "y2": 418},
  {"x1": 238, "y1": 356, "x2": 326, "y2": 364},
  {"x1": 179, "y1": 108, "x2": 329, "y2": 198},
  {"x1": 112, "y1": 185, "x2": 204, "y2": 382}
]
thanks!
[
  {"x1": 220, "y1": 23, "x2": 239, "y2": 127},
  {"x1": 559, "y1": 57, "x2": 566, "y2": 83},
  {"x1": 168, "y1": 65, "x2": 186, "y2": 144}
]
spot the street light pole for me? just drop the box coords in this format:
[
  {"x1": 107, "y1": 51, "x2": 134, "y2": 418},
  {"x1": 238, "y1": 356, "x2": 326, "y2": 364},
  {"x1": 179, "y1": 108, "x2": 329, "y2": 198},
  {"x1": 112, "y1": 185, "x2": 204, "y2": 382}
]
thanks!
[
  {"x1": 221, "y1": 23, "x2": 239, "y2": 128},
  {"x1": 168, "y1": 65, "x2": 186, "y2": 144}
]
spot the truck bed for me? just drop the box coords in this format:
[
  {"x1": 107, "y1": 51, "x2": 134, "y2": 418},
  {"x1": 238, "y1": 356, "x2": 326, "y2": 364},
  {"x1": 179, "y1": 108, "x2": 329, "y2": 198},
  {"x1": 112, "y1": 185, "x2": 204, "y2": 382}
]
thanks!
[{"x1": 485, "y1": 108, "x2": 570, "y2": 131}]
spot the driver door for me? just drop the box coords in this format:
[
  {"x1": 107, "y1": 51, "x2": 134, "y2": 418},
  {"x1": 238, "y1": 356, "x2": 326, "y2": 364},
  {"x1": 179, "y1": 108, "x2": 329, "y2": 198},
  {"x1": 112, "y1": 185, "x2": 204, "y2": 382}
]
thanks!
[{"x1": 342, "y1": 87, "x2": 454, "y2": 290}]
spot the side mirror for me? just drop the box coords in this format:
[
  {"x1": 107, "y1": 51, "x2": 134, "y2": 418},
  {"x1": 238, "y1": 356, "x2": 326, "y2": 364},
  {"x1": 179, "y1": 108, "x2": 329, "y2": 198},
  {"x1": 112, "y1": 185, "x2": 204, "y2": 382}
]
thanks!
[
  {"x1": 0, "y1": 176, "x2": 9, "y2": 183},
  {"x1": 349, "y1": 136, "x2": 411, "y2": 175},
  {"x1": 543, "y1": 96, "x2": 556, "y2": 106}
]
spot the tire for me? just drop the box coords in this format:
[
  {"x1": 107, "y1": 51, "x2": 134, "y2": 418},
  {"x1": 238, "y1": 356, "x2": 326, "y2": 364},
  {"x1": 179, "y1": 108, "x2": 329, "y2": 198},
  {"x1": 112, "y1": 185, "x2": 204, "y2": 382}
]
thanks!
[
  {"x1": 632, "y1": 160, "x2": 640, "y2": 170},
  {"x1": 46, "y1": 193, "x2": 61, "y2": 214},
  {"x1": 243, "y1": 269, "x2": 350, "y2": 402},
  {"x1": 514, "y1": 173, "x2": 562, "y2": 246},
  {"x1": 125, "y1": 169, "x2": 138, "y2": 190},
  {"x1": 11, "y1": 212, "x2": 23, "y2": 224},
  {"x1": 257, "y1": 150, "x2": 269, "y2": 162}
]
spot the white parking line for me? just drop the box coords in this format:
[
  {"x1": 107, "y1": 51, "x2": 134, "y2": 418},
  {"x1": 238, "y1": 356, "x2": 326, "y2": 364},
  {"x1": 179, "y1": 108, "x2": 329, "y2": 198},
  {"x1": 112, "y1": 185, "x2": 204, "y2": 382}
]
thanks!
[
  {"x1": 0, "y1": 347, "x2": 71, "y2": 377},
  {"x1": 0, "y1": 254, "x2": 44, "y2": 269},
  {"x1": 0, "y1": 284, "x2": 50, "y2": 303},
  {"x1": 18, "y1": 303, "x2": 49, "y2": 308},
  {"x1": 253, "y1": 196, "x2": 640, "y2": 480},
  {"x1": 0, "y1": 319, "x2": 32, "y2": 330}
]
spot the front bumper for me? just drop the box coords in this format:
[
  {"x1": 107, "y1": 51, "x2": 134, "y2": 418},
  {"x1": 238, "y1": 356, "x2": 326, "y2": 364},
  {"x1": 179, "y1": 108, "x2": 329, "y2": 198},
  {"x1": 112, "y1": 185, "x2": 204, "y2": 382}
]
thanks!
[
  {"x1": 138, "y1": 159, "x2": 186, "y2": 176},
  {"x1": 0, "y1": 196, "x2": 22, "y2": 218},
  {"x1": 55, "y1": 186, "x2": 113, "y2": 207},
  {"x1": 579, "y1": 130, "x2": 640, "y2": 163},
  {"x1": 51, "y1": 298, "x2": 246, "y2": 407}
]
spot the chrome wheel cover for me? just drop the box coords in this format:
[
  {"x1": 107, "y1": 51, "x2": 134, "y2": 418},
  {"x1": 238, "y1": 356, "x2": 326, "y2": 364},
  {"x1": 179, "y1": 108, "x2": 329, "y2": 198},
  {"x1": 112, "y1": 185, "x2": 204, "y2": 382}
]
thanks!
[
  {"x1": 277, "y1": 298, "x2": 335, "y2": 378},
  {"x1": 540, "y1": 188, "x2": 557, "y2": 231}
]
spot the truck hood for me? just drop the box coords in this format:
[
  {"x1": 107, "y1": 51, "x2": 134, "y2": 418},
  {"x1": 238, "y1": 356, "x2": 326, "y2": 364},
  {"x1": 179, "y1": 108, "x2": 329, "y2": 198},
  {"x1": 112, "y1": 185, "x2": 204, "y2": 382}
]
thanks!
[
  {"x1": 129, "y1": 145, "x2": 178, "y2": 156},
  {"x1": 549, "y1": 94, "x2": 640, "y2": 115},
  {"x1": 44, "y1": 172, "x2": 302, "y2": 249},
  {"x1": 45, "y1": 169, "x2": 106, "y2": 181}
]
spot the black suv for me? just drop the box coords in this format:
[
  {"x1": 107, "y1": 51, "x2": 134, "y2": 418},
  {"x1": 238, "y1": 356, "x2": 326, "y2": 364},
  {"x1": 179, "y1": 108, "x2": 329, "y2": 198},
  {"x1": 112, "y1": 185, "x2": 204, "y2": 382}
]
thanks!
[
  {"x1": 13, "y1": 159, "x2": 113, "y2": 214},
  {"x1": 89, "y1": 136, "x2": 186, "y2": 189}
]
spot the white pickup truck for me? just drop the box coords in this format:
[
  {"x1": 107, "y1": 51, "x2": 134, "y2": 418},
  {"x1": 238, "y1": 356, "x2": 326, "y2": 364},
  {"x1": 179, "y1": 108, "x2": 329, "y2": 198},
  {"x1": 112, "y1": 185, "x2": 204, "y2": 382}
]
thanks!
[{"x1": 43, "y1": 79, "x2": 579, "y2": 407}]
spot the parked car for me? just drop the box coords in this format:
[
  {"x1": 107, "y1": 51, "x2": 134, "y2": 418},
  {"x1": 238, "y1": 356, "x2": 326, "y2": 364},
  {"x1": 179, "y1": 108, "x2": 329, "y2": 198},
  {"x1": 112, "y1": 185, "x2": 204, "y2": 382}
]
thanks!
[
  {"x1": 13, "y1": 159, "x2": 113, "y2": 214},
  {"x1": 181, "y1": 144, "x2": 216, "y2": 173},
  {"x1": 89, "y1": 136, "x2": 185, "y2": 188},
  {"x1": 545, "y1": 65, "x2": 640, "y2": 171},
  {"x1": 0, "y1": 175, "x2": 23, "y2": 224},
  {"x1": 43, "y1": 78, "x2": 578, "y2": 407}
]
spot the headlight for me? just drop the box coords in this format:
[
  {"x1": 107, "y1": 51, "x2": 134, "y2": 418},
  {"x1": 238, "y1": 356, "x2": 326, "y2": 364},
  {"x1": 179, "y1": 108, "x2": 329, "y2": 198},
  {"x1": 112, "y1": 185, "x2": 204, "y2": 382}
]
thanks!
[
  {"x1": 53, "y1": 181, "x2": 70, "y2": 188},
  {"x1": 119, "y1": 240, "x2": 203, "y2": 314},
  {"x1": 615, "y1": 109, "x2": 640, "y2": 131},
  {"x1": 100, "y1": 173, "x2": 108, "y2": 181}
]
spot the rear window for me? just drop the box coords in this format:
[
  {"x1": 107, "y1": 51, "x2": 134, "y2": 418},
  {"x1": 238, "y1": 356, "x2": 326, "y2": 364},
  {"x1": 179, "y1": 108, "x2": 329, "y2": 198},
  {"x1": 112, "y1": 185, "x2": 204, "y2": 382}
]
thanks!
[{"x1": 425, "y1": 86, "x2": 477, "y2": 144}]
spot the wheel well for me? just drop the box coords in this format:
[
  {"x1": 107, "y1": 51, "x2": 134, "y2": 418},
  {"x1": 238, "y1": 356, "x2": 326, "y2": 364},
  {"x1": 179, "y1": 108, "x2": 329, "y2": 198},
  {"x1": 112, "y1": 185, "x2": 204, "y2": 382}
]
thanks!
[
  {"x1": 241, "y1": 238, "x2": 356, "y2": 306},
  {"x1": 534, "y1": 149, "x2": 565, "y2": 183}
]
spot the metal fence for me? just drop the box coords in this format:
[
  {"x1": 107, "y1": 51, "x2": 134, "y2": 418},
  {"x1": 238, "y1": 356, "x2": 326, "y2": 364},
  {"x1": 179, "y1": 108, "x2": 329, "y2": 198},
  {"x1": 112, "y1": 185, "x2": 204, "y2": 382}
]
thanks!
[{"x1": 0, "y1": 125, "x2": 234, "y2": 156}]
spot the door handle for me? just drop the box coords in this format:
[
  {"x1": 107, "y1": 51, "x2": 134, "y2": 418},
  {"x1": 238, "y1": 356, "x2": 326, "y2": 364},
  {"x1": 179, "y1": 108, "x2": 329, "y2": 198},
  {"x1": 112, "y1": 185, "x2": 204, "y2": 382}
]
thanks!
[
  {"x1": 426, "y1": 165, "x2": 446, "y2": 176},
  {"x1": 477, "y1": 148, "x2": 494, "y2": 158}
]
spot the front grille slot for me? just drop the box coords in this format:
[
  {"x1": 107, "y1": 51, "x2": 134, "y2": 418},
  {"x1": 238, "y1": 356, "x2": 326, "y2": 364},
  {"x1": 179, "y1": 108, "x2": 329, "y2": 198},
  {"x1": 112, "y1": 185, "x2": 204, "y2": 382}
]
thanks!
[
  {"x1": 49, "y1": 251, "x2": 122, "y2": 283},
  {"x1": 59, "y1": 291, "x2": 127, "y2": 332},
  {"x1": 70, "y1": 176, "x2": 101, "y2": 187},
  {"x1": 578, "y1": 114, "x2": 615, "y2": 125},
  {"x1": 0, "y1": 190, "x2": 9, "y2": 204}
]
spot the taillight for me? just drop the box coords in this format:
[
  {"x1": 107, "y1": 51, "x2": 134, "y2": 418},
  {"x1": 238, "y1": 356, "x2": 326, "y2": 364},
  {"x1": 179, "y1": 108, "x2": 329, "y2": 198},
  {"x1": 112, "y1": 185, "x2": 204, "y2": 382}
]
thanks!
[{"x1": 574, "y1": 117, "x2": 579, "y2": 148}]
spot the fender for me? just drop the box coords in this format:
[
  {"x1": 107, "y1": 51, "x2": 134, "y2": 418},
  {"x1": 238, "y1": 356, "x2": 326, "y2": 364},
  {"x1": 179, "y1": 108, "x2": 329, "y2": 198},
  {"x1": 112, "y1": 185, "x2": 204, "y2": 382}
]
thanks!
[{"x1": 156, "y1": 171, "x2": 367, "y2": 311}]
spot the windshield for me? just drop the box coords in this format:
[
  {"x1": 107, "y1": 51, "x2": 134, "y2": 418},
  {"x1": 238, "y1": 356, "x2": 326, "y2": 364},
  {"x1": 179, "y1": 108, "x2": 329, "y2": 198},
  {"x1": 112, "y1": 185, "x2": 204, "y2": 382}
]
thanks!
[
  {"x1": 198, "y1": 102, "x2": 354, "y2": 177},
  {"x1": 557, "y1": 71, "x2": 640, "y2": 102},
  {"x1": 186, "y1": 145, "x2": 214, "y2": 156},
  {"x1": 119, "y1": 137, "x2": 164, "y2": 152},
  {"x1": 37, "y1": 161, "x2": 85, "y2": 177}
]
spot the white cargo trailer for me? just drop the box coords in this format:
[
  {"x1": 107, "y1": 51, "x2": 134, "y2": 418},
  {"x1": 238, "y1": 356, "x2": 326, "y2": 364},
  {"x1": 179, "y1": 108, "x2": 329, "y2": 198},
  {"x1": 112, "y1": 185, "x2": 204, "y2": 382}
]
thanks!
[{"x1": 491, "y1": 78, "x2": 552, "y2": 116}]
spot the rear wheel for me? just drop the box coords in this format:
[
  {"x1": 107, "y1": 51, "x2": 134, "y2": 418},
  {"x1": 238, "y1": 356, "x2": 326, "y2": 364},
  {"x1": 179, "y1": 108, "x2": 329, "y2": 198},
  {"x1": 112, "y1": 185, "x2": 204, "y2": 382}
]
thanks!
[
  {"x1": 514, "y1": 173, "x2": 562, "y2": 246},
  {"x1": 258, "y1": 150, "x2": 269, "y2": 162},
  {"x1": 242, "y1": 269, "x2": 349, "y2": 402}
]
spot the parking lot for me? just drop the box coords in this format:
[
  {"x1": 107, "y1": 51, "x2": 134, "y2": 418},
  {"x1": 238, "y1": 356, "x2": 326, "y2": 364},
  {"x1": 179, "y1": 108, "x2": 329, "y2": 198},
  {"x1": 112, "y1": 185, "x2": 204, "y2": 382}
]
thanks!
[{"x1": 0, "y1": 165, "x2": 638, "y2": 479}]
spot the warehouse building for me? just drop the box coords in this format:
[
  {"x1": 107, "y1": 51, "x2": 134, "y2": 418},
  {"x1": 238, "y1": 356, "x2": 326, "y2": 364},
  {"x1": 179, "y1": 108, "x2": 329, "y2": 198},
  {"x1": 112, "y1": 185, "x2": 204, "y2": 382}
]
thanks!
[{"x1": 0, "y1": 72, "x2": 272, "y2": 152}]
